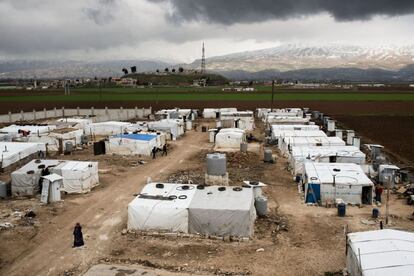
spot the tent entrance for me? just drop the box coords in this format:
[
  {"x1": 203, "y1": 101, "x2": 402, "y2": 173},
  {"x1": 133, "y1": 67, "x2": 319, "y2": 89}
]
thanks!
[
  {"x1": 361, "y1": 186, "x2": 372, "y2": 204},
  {"x1": 305, "y1": 183, "x2": 320, "y2": 203}
]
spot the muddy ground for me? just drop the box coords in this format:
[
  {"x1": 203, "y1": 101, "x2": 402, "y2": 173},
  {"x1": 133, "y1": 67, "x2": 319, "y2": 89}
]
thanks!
[{"x1": 0, "y1": 117, "x2": 413, "y2": 276}]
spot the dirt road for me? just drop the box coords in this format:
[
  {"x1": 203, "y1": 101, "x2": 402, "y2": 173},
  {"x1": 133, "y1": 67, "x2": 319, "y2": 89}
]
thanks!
[{"x1": 1, "y1": 131, "x2": 209, "y2": 276}]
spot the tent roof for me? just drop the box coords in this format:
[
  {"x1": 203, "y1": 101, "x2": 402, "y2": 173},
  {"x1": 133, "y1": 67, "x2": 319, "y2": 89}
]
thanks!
[
  {"x1": 114, "y1": 133, "x2": 157, "y2": 141},
  {"x1": 272, "y1": 124, "x2": 319, "y2": 131},
  {"x1": 305, "y1": 162, "x2": 373, "y2": 186},
  {"x1": 348, "y1": 229, "x2": 414, "y2": 276},
  {"x1": 0, "y1": 142, "x2": 46, "y2": 159},
  {"x1": 278, "y1": 130, "x2": 327, "y2": 138},
  {"x1": 291, "y1": 146, "x2": 365, "y2": 159},
  {"x1": 0, "y1": 125, "x2": 56, "y2": 134},
  {"x1": 284, "y1": 136, "x2": 346, "y2": 146},
  {"x1": 189, "y1": 186, "x2": 254, "y2": 211}
]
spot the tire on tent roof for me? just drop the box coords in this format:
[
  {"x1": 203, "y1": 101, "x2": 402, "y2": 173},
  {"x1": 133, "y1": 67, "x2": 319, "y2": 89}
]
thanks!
[
  {"x1": 218, "y1": 186, "x2": 226, "y2": 191},
  {"x1": 168, "y1": 195, "x2": 177, "y2": 200},
  {"x1": 35, "y1": 160, "x2": 41, "y2": 163},
  {"x1": 181, "y1": 185, "x2": 190, "y2": 190},
  {"x1": 197, "y1": 185, "x2": 205, "y2": 190},
  {"x1": 155, "y1": 183, "x2": 164, "y2": 189},
  {"x1": 233, "y1": 187, "x2": 243, "y2": 192},
  {"x1": 38, "y1": 164, "x2": 46, "y2": 169},
  {"x1": 178, "y1": 195, "x2": 187, "y2": 199},
  {"x1": 27, "y1": 170, "x2": 35, "y2": 174},
  {"x1": 249, "y1": 181, "x2": 259, "y2": 185}
]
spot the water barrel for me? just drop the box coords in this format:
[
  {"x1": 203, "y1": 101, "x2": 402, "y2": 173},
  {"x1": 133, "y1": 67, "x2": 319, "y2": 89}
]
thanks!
[
  {"x1": 0, "y1": 181, "x2": 7, "y2": 199},
  {"x1": 206, "y1": 153, "x2": 226, "y2": 176},
  {"x1": 240, "y1": 142, "x2": 248, "y2": 153},
  {"x1": 372, "y1": 208, "x2": 380, "y2": 219},
  {"x1": 337, "y1": 203, "x2": 346, "y2": 217},
  {"x1": 264, "y1": 149, "x2": 273, "y2": 162},
  {"x1": 81, "y1": 134, "x2": 88, "y2": 145},
  {"x1": 255, "y1": 196, "x2": 268, "y2": 216},
  {"x1": 64, "y1": 141, "x2": 74, "y2": 153},
  {"x1": 201, "y1": 126, "x2": 207, "y2": 132}
]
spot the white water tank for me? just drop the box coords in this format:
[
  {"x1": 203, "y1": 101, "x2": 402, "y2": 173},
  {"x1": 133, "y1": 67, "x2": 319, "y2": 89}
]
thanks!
[
  {"x1": 327, "y1": 120, "x2": 336, "y2": 132},
  {"x1": 335, "y1": 129, "x2": 343, "y2": 139},
  {"x1": 255, "y1": 196, "x2": 268, "y2": 216},
  {"x1": 206, "y1": 153, "x2": 227, "y2": 176},
  {"x1": 352, "y1": 137, "x2": 361, "y2": 149}
]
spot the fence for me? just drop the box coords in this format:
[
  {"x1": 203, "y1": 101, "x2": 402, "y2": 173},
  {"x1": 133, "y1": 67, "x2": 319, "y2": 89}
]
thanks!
[{"x1": 0, "y1": 107, "x2": 152, "y2": 124}]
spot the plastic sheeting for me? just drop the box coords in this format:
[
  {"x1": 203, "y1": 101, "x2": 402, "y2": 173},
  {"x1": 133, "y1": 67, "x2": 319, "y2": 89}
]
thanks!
[
  {"x1": 0, "y1": 142, "x2": 46, "y2": 169},
  {"x1": 84, "y1": 121, "x2": 131, "y2": 136},
  {"x1": 346, "y1": 229, "x2": 414, "y2": 276},
  {"x1": 280, "y1": 136, "x2": 346, "y2": 155},
  {"x1": 28, "y1": 128, "x2": 84, "y2": 152},
  {"x1": 188, "y1": 186, "x2": 256, "y2": 237},
  {"x1": 0, "y1": 124, "x2": 56, "y2": 135},
  {"x1": 147, "y1": 119, "x2": 184, "y2": 140},
  {"x1": 56, "y1": 118, "x2": 93, "y2": 129},
  {"x1": 52, "y1": 161, "x2": 99, "y2": 194},
  {"x1": 106, "y1": 134, "x2": 159, "y2": 156},
  {"x1": 215, "y1": 128, "x2": 246, "y2": 149},
  {"x1": 128, "y1": 183, "x2": 197, "y2": 233}
]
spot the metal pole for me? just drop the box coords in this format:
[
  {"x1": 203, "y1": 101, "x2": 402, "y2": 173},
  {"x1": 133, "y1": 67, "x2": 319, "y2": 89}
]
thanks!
[
  {"x1": 271, "y1": 80, "x2": 275, "y2": 109},
  {"x1": 385, "y1": 176, "x2": 391, "y2": 224}
]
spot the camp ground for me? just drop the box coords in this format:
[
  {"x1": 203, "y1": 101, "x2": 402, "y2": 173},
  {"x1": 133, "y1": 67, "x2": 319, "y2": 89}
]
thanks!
[
  {"x1": 289, "y1": 145, "x2": 366, "y2": 176},
  {"x1": 303, "y1": 162, "x2": 374, "y2": 205}
]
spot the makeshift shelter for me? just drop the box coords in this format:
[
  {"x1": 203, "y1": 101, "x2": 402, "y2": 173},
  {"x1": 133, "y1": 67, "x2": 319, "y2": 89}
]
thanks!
[
  {"x1": 378, "y1": 165, "x2": 400, "y2": 185},
  {"x1": 266, "y1": 116, "x2": 310, "y2": 125},
  {"x1": 220, "y1": 111, "x2": 255, "y2": 131},
  {"x1": 11, "y1": 159, "x2": 99, "y2": 195},
  {"x1": 0, "y1": 142, "x2": 46, "y2": 169},
  {"x1": 214, "y1": 128, "x2": 246, "y2": 150},
  {"x1": 346, "y1": 229, "x2": 414, "y2": 276},
  {"x1": 289, "y1": 146, "x2": 366, "y2": 176},
  {"x1": 56, "y1": 118, "x2": 93, "y2": 129},
  {"x1": 188, "y1": 186, "x2": 256, "y2": 237},
  {"x1": 128, "y1": 183, "x2": 197, "y2": 233},
  {"x1": 84, "y1": 121, "x2": 131, "y2": 136},
  {"x1": 11, "y1": 159, "x2": 62, "y2": 196},
  {"x1": 271, "y1": 124, "x2": 320, "y2": 139},
  {"x1": 106, "y1": 133, "x2": 159, "y2": 156},
  {"x1": 281, "y1": 136, "x2": 346, "y2": 155},
  {"x1": 51, "y1": 161, "x2": 99, "y2": 194},
  {"x1": 303, "y1": 163, "x2": 373, "y2": 205},
  {"x1": 40, "y1": 173, "x2": 63, "y2": 203},
  {"x1": 203, "y1": 108, "x2": 237, "y2": 119},
  {"x1": 28, "y1": 128, "x2": 84, "y2": 152},
  {"x1": 0, "y1": 124, "x2": 56, "y2": 136},
  {"x1": 147, "y1": 119, "x2": 184, "y2": 140}
]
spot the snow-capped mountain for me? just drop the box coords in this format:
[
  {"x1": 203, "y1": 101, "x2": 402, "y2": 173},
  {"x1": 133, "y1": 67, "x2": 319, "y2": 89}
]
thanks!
[{"x1": 190, "y1": 44, "x2": 414, "y2": 72}]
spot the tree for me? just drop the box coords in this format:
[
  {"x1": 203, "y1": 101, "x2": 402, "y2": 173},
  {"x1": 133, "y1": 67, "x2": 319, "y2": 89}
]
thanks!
[{"x1": 178, "y1": 67, "x2": 184, "y2": 73}]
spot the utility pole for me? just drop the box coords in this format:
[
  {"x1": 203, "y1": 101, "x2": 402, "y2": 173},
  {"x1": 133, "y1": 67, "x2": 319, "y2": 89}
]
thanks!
[
  {"x1": 99, "y1": 79, "x2": 102, "y2": 102},
  {"x1": 385, "y1": 175, "x2": 392, "y2": 224},
  {"x1": 271, "y1": 80, "x2": 275, "y2": 109}
]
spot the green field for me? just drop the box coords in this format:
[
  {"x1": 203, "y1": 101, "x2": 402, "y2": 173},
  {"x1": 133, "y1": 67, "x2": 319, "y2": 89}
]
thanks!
[{"x1": 1, "y1": 86, "x2": 414, "y2": 102}]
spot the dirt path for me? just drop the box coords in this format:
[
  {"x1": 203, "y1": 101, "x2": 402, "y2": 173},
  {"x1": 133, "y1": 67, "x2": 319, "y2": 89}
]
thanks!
[{"x1": 2, "y1": 131, "x2": 209, "y2": 276}]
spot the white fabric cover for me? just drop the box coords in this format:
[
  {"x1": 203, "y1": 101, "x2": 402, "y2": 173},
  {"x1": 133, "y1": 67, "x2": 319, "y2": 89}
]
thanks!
[
  {"x1": 106, "y1": 134, "x2": 158, "y2": 156},
  {"x1": 280, "y1": 136, "x2": 346, "y2": 155},
  {"x1": 51, "y1": 161, "x2": 99, "y2": 194},
  {"x1": 11, "y1": 159, "x2": 62, "y2": 196},
  {"x1": 215, "y1": 128, "x2": 246, "y2": 149},
  {"x1": 147, "y1": 119, "x2": 184, "y2": 140},
  {"x1": 346, "y1": 229, "x2": 414, "y2": 276},
  {"x1": 0, "y1": 125, "x2": 56, "y2": 135},
  {"x1": 128, "y1": 183, "x2": 197, "y2": 233},
  {"x1": 304, "y1": 163, "x2": 373, "y2": 204},
  {"x1": 28, "y1": 128, "x2": 83, "y2": 152},
  {"x1": 0, "y1": 142, "x2": 46, "y2": 169},
  {"x1": 188, "y1": 186, "x2": 256, "y2": 237},
  {"x1": 56, "y1": 118, "x2": 93, "y2": 129},
  {"x1": 84, "y1": 121, "x2": 131, "y2": 136}
]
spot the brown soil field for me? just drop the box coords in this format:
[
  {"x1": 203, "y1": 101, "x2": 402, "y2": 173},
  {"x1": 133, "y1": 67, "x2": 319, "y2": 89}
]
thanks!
[
  {"x1": 334, "y1": 115, "x2": 414, "y2": 167},
  {"x1": 2, "y1": 100, "x2": 414, "y2": 115}
]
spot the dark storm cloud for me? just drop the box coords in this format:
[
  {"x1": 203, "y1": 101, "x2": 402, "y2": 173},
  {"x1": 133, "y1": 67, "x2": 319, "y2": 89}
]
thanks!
[
  {"x1": 153, "y1": 0, "x2": 414, "y2": 24},
  {"x1": 84, "y1": 0, "x2": 118, "y2": 25}
]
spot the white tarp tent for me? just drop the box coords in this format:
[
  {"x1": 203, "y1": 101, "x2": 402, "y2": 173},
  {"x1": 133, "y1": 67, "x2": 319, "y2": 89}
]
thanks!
[
  {"x1": 290, "y1": 146, "x2": 366, "y2": 176},
  {"x1": 214, "y1": 128, "x2": 246, "y2": 149},
  {"x1": 84, "y1": 121, "x2": 131, "y2": 136},
  {"x1": 203, "y1": 108, "x2": 237, "y2": 119},
  {"x1": 51, "y1": 161, "x2": 99, "y2": 194},
  {"x1": 281, "y1": 136, "x2": 346, "y2": 155},
  {"x1": 303, "y1": 163, "x2": 373, "y2": 205},
  {"x1": 0, "y1": 124, "x2": 56, "y2": 135},
  {"x1": 128, "y1": 183, "x2": 197, "y2": 233},
  {"x1": 11, "y1": 159, "x2": 99, "y2": 195},
  {"x1": 220, "y1": 111, "x2": 255, "y2": 131},
  {"x1": 346, "y1": 229, "x2": 414, "y2": 276},
  {"x1": 147, "y1": 119, "x2": 184, "y2": 140},
  {"x1": 56, "y1": 118, "x2": 93, "y2": 129},
  {"x1": 271, "y1": 124, "x2": 320, "y2": 139},
  {"x1": 106, "y1": 133, "x2": 159, "y2": 156},
  {"x1": 28, "y1": 128, "x2": 84, "y2": 152},
  {"x1": 11, "y1": 159, "x2": 62, "y2": 196},
  {"x1": 266, "y1": 116, "x2": 310, "y2": 125},
  {"x1": 188, "y1": 186, "x2": 256, "y2": 237},
  {"x1": 0, "y1": 142, "x2": 46, "y2": 169}
]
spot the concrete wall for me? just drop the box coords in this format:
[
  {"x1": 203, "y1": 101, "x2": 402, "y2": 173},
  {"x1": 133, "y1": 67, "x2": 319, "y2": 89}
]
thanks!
[{"x1": 0, "y1": 107, "x2": 152, "y2": 124}]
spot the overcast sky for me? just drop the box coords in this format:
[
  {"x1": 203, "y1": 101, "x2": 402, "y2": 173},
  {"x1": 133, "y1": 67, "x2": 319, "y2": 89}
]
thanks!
[{"x1": 1, "y1": 0, "x2": 414, "y2": 62}]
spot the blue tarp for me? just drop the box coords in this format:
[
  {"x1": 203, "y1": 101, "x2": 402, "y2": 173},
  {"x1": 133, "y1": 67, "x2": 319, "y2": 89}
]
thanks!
[
  {"x1": 114, "y1": 133, "x2": 157, "y2": 141},
  {"x1": 305, "y1": 183, "x2": 321, "y2": 203}
]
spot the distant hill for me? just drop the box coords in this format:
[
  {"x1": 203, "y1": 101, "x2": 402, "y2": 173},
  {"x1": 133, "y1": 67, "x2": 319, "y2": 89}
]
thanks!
[
  {"x1": 0, "y1": 60, "x2": 171, "y2": 79},
  {"x1": 126, "y1": 73, "x2": 228, "y2": 86}
]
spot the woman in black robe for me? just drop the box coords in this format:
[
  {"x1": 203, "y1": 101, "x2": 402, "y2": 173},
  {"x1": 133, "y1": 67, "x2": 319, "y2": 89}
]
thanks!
[{"x1": 73, "y1": 223, "x2": 84, "y2": 247}]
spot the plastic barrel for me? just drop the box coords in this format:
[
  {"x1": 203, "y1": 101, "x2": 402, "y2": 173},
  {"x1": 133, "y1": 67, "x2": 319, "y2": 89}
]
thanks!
[
  {"x1": 337, "y1": 203, "x2": 346, "y2": 217},
  {"x1": 372, "y1": 208, "x2": 379, "y2": 219}
]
